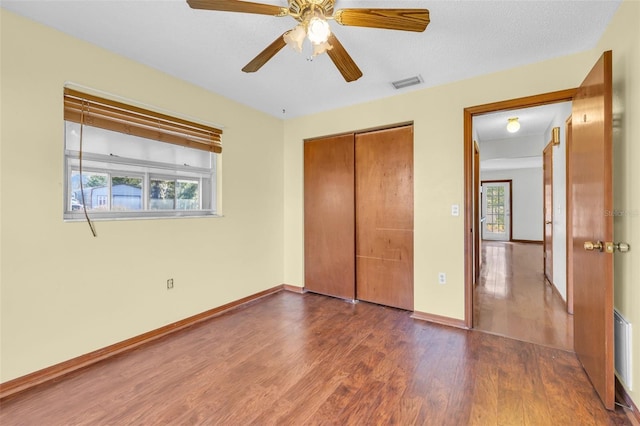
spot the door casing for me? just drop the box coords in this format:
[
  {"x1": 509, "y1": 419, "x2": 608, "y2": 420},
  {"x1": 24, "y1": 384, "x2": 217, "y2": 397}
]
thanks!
[
  {"x1": 543, "y1": 142, "x2": 554, "y2": 284},
  {"x1": 473, "y1": 142, "x2": 481, "y2": 283},
  {"x1": 463, "y1": 89, "x2": 577, "y2": 328},
  {"x1": 565, "y1": 117, "x2": 574, "y2": 315}
]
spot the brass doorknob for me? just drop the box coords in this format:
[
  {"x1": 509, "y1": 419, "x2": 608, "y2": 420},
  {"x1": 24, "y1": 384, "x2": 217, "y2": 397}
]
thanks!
[
  {"x1": 617, "y1": 242, "x2": 631, "y2": 252},
  {"x1": 604, "y1": 242, "x2": 631, "y2": 253},
  {"x1": 584, "y1": 241, "x2": 604, "y2": 252}
]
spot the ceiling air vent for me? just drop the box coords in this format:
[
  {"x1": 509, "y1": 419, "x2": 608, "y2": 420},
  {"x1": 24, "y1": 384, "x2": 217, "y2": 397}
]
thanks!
[{"x1": 391, "y1": 75, "x2": 423, "y2": 90}]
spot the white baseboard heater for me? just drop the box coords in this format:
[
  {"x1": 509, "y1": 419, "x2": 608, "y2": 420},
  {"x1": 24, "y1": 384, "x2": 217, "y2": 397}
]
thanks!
[{"x1": 614, "y1": 309, "x2": 633, "y2": 390}]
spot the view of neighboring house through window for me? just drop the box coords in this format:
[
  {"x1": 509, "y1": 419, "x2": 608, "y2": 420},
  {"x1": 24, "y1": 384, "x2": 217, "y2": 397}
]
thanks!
[
  {"x1": 70, "y1": 171, "x2": 144, "y2": 212},
  {"x1": 63, "y1": 88, "x2": 222, "y2": 220},
  {"x1": 112, "y1": 176, "x2": 143, "y2": 210}
]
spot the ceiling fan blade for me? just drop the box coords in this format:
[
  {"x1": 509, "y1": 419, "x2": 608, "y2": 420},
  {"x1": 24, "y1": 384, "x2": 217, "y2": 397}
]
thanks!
[
  {"x1": 334, "y1": 8, "x2": 430, "y2": 32},
  {"x1": 242, "y1": 34, "x2": 287, "y2": 73},
  {"x1": 187, "y1": 0, "x2": 288, "y2": 16},
  {"x1": 326, "y1": 33, "x2": 362, "y2": 83}
]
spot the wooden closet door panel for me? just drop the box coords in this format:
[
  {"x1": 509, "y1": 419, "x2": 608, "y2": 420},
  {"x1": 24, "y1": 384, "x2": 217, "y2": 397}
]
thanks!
[
  {"x1": 355, "y1": 125, "x2": 414, "y2": 310},
  {"x1": 304, "y1": 134, "x2": 356, "y2": 300}
]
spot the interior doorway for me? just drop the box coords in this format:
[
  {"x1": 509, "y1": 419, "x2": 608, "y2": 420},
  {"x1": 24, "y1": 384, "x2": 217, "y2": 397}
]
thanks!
[
  {"x1": 463, "y1": 90, "x2": 575, "y2": 351},
  {"x1": 465, "y1": 53, "x2": 616, "y2": 411}
]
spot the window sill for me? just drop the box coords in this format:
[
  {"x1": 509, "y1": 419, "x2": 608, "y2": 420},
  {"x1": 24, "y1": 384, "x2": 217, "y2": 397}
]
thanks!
[{"x1": 63, "y1": 211, "x2": 222, "y2": 222}]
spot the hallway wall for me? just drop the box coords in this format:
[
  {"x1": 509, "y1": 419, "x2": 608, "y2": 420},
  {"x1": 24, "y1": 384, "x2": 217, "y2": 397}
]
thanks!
[{"x1": 481, "y1": 168, "x2": 543, "y2": 242}]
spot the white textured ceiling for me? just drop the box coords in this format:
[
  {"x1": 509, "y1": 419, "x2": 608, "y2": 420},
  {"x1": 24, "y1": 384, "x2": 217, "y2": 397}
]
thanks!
[
  {"x1": 474, "y1": 101, "x2": 572, "y2": 142},
  {"x1": 1, "y1": 0, "x2": 621, "y2": 119}
]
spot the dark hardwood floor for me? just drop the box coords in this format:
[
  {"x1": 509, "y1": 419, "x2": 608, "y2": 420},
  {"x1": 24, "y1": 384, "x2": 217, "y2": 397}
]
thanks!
[
  {"x1": 0, "y1": 291, "x2": 631, "y2": 425},
  {"x1": 474, "y1": 241, "x2": 574, "y2": 351}
]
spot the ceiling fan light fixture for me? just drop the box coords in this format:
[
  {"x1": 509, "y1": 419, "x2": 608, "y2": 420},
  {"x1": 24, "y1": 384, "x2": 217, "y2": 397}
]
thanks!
[
  {"x1": 312, "y1": 40, "x2": 333, "y2": 57},
  {"x1": 307, "y1": 15, "x2": 331, "y2": 44},
  {"x1": 284, "y1": 24, "x2": 306, "y2": 52},
  {"x1": 507, "y1": 117, "x2": 520, "y2": 133}
]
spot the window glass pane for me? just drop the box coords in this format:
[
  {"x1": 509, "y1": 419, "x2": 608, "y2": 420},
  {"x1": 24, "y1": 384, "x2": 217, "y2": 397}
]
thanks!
[
  {"x1": 150, "y1": 179, "x2": 176, "y2": 210},
  {"x1": 176, "y1": 179, "x2": 199, "y2": 210},
  {"x1": 111, "y1": 176, "x2": 143, "y2": 211},
  {"x1": 484, "y1": 184, "x2": 508, "y2": 235},
  {"x1": 70, "y1": 170, "x2": 109, "y2": 211}
]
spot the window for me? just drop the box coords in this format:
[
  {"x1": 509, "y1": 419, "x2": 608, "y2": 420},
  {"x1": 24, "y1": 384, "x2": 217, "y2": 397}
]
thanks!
[
  {"x1": 63, "y1": 88, "x2": 222, "y2": 220},
  {"x1": 485, "y1": 186, "x2": 505, "y2": 233}
]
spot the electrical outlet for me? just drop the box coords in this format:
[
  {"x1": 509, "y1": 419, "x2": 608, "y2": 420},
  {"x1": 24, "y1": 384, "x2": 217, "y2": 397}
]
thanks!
[
  {"x1": 451, "y1": 204, "x2": 459, "y2": 216},
  {"x1": 438, "y1": 273, "x2": 446, "y2": 285},
  {"x1": 167, "y1": 278, "x2": 174, "y2": 289}
]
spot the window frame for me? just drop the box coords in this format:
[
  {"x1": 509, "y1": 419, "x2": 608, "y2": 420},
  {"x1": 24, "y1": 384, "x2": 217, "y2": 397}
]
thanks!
[{"x1": 64, "y1": 159, "x2": 216, "y2": 221}]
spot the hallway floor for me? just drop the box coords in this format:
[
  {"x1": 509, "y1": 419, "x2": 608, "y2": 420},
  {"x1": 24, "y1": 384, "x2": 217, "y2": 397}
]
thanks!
[{"x1": 474, "y1": 241, "x2": 573, "y2": 351}]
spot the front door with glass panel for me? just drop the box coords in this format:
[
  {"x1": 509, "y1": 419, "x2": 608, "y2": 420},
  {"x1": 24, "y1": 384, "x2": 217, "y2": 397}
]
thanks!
[{"x1": 481, "y1": 180, "x2": 511, "y2": 241}]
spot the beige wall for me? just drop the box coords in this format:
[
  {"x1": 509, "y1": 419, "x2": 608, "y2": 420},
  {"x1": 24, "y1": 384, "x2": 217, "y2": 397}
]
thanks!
[
  {"x1": 597, "y1": 0, "x2": 640, "y2": 406},
  {"x1": 0, "y1": 10, "x2": 285, "y2": 382}
]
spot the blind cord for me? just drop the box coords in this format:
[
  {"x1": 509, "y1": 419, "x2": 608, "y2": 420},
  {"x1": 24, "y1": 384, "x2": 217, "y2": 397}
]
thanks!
[{"x1": 79, "y1": 103, "x2": 97, "y2": 237}]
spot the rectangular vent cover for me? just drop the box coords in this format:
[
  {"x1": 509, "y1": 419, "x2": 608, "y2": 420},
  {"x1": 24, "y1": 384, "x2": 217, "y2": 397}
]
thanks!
[
  {"x1": 392, "y1": 75, "x2": 423, "y2": 90},
  {"x1": 615, "y1": 309, "x2": 632, "y2": 390}
]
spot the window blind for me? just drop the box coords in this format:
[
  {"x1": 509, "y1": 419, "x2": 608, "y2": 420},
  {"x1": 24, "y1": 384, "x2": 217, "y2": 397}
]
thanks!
[{"x1": 63, "y1": 88, "x2": 222, "y2": 153}]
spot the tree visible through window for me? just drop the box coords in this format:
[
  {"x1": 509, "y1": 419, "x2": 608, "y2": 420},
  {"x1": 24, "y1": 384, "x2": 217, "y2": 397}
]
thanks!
[
  {"x1": 485, "y1": 186, "x2": 505, "y2": 233},
  {"x1": 148, "y1": 179, "x2": 199, "y2": 210}
]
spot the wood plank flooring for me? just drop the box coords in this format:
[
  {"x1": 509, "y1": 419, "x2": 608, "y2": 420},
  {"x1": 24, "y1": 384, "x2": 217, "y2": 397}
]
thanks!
[
  {"x1": 474, "y1": 241, "x2": 574, "y2": 351},
  {"x1": 0, "y1": 291, "x2": 631, "y2": 425}
]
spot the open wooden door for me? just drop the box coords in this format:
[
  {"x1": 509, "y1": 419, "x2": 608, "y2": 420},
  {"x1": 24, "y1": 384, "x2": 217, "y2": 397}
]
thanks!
[
  {"x1": 474, "y1": 141, "x2": 481, "y2": 283},
  {"x1": 571, "y1": 50, "x2": 614, "y2": 410},
  {"x1": 304, "y1": 134, "x2": 356, "y2": 300},
  {"x1": 543, "y1": 142, "x2": 553, "y2": 284}
]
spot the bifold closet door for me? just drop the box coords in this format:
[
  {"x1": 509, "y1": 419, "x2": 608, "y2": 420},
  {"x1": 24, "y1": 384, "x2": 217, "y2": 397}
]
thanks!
[
  {"x1": 355, "y1": 125, "x2": 414, "y2": 310},
  {"x1": 304, "y1": 134, "x2": 356, "y2": 300}
]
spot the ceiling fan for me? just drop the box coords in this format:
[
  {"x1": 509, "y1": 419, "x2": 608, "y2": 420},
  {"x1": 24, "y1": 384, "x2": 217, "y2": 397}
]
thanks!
[{"x1": 187, "y1": 0, "x2": 430, "y2": 82}]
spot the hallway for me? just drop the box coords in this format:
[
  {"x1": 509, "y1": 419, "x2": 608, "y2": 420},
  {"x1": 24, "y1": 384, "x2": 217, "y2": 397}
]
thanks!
[{"x1": 474, "y1": 241, "x2": 573, "y2": 351}]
